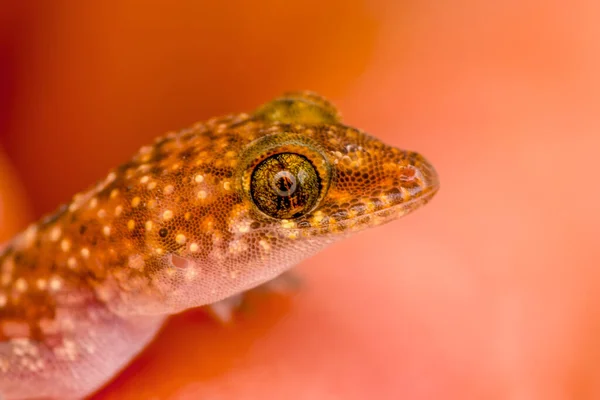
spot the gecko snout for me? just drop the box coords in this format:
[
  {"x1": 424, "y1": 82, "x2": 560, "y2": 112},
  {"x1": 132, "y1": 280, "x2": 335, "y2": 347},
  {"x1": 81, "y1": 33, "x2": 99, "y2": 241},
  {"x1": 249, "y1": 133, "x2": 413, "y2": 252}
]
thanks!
[
  {"x1": 400, "y1": 153, "x2": 439, "y2": 197},
  {"x1": 398, "y1": 152, "x2": 439, "y2": 205}
]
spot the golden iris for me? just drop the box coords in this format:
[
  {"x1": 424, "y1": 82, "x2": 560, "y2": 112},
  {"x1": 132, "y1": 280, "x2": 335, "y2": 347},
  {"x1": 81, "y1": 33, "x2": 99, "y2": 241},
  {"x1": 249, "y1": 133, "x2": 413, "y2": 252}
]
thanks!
[{"x1": 250, "y1": 153, "x2": 321, "y2": 219}]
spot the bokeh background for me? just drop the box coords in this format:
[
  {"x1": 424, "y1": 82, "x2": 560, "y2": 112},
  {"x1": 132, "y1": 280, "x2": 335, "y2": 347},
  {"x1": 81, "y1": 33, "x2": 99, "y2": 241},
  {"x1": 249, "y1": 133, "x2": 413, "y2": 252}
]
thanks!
[{"x1": 1, "y1": 1, "x2": 600, "y2": 399}]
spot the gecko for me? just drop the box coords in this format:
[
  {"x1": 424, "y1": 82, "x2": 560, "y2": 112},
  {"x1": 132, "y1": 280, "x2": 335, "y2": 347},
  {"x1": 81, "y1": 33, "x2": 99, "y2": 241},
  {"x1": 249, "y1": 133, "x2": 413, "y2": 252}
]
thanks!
[{"x1": 0, "y1": 92, "x2": 439, "y2": 399}]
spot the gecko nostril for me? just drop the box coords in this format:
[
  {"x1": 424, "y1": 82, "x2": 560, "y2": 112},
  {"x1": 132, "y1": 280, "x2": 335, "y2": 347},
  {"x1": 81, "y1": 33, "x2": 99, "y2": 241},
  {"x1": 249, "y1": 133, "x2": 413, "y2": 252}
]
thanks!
[
  {"x1": 398, "y1": 156, "x2": 439, "y2": 194},
  {"x1": 399, "y1": 165, "x2": 418, "y2": 182}
]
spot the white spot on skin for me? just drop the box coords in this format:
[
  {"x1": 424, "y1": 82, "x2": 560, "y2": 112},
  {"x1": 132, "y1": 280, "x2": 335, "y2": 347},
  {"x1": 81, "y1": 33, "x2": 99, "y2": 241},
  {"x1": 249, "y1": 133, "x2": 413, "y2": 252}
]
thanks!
[
  {"x1": 15, "y1": 278, "x2": 28, "y2": 292},
  {"x1": 67, "y1": 257, "x2": 77, "y2": 269},
  {"x1": 145, "y1": 221, "x2": 153, "y2": 231},
  {"x1": 312, "y1": 211, "x2": 325, "y2": 224},
  {"x1": 164, "y1": 185, "x2": 175, "y2": 195},
  {"x1": 11, "y1": 338, "x2": 38, "y2": 360},
  {"x1": 24, "y1": 225, "x2": 38, "y2": 247},
  {"x1": 36, "y1": 278, "x2": 48, "y2": 290},
  {"x1": 115, "y1": 205, "x2": 123, "y2": 216},
  {"x1": 49, "y1": 276, "x2": 63, "y2": 291},
  {"x1": 54, "y1": 339, "x2": 78, "y2": 361},
  {"x1": 148, "y1": 181, "x2": 157, "y2": 190},
  {"x1": 50, "y1": 226, "x2": 62, "y2": 242},
  {"x1": 0, "y1": 293, "x2": 7, "y2": 307},
  {"x1": 110, "y1": 189, "x2": 119, "y2": 199},
  {"x1": 223, "y1": 181, "x2": 231, "y2": 191},
  {"x1": 197, "y1": 190, "x2": 207, "y2": 199},
  {"x1": 184, "y1": 267, "x2": 198, "y2": 281},
  {"x1": 128, "y1": 220, "x2": 136, "y2": 230},
  {"x1": 103, "y1": 226, "x2": 111, "y2": 236},
  {"x1": 69, "y1": 197, "x2": 81, "y2": 212},
  {"x1": 97, "y1": 209, "x2": 107, "y2": 219},
  {"x1": 189, "y1": 243, "x2": 199, "y2": 252},
  {"x1": 131, "y1": 197, "x2": 141, "y2": 207},
  {"x1": 259, "y1": 240, "x2": 271, "y2": 252},
  {"x1": 81, "y1": 248, "x2": 90, "y2": 259},
  {"x1": 60, "y1": 239, "x2": 71, "y2": 252},
  {"x1": 140, "y1": 176, "x2": 150, "y2": 184},
  {"x1": 162, "y1": 210, "x2": 174, "y2": 220},
  {"x1": 281, "y1": 220, "x2": 296, "y2": 229},
  {"x1": 30, "y1": 358, "x2": 45, "y2": 372},
  {"x1": 89, "y1": 197, "x2": 98, "y2": 209},
  {"x1": 228, "y1": 240, "x2": 247, "y2": 254},
  {"x1": 237, "y1": 223, "x2": 250, "y2": 233},
  {"x1": 194, "y1": 174, "x2": 204, "y2": 183}
]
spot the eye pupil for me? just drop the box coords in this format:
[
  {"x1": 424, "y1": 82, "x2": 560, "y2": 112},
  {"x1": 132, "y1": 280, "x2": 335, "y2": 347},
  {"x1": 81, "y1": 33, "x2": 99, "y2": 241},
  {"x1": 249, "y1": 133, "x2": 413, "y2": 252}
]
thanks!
[
  {"x1": 272, "y1": 171, "x2": 297, "y2": 196},
  {"x1": 250, "y1": 153, "x2": 322, "y2": 219}
]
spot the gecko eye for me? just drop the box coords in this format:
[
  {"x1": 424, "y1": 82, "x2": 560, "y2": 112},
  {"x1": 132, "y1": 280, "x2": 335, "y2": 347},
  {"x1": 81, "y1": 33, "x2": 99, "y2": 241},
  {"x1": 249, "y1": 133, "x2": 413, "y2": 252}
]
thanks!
[{"x1": 250, "y1": 153, "x2": 321, "y2": 219}]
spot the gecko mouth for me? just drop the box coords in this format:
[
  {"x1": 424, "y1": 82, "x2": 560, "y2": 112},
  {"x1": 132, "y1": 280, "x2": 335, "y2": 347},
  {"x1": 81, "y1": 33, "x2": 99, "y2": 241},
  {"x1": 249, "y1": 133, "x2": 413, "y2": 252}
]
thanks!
[
  {"x1": 354, "y1": 186, "x2": 438, "y2": 226},
  {"x1": 317, "y1": 187, "x2": 438, "y2": 234}
]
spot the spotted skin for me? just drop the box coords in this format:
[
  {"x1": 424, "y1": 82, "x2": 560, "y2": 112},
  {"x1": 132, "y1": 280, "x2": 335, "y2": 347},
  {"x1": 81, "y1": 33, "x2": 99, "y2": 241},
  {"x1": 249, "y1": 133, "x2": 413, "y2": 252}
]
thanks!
[{"x1": 0, "y1": 92, "x2": 439, "y2": 399}]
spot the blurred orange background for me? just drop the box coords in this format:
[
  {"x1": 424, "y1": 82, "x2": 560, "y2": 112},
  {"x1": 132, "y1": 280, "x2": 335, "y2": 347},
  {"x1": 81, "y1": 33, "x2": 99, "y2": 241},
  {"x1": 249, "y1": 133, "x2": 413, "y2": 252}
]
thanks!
[{"x1": 1, "y1": 1, "x2": 600, "y2": 399}]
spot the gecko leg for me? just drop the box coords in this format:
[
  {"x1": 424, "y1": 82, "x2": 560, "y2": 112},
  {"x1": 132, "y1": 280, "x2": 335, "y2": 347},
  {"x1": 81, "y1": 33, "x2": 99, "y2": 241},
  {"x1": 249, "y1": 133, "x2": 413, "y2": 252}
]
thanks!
[{"x1": 205, "y1": 270, "x2": 302, "y2": 323}]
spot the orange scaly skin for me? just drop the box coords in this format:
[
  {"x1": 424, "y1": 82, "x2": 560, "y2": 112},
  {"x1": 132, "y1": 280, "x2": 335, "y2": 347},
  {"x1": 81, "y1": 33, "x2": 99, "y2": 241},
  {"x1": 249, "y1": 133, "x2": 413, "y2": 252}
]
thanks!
[{"x1": 0, "y1": 92, "x2": 439, "y2": 399}]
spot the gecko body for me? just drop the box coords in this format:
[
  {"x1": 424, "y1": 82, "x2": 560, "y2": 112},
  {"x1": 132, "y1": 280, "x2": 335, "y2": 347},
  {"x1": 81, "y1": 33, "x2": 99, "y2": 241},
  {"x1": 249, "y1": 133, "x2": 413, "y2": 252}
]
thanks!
[{"x1": 0, "y1": 92, "x2": 439, "y2": 399}]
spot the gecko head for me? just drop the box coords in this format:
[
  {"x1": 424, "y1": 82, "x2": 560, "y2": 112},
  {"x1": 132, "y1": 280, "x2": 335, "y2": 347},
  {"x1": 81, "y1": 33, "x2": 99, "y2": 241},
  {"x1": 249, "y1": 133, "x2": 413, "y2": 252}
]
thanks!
[
  {"x1": 240, "y1": 115, "x2": 440, "y2": 241},
  {"x1": 131, "y1": 92, "x2": 438, "y2": 313},
  {"x1": 246, "y1": 91, "x2": 439, "y2": 227},
  {"x1": 203, "y1": 93, "x2": 440, "y2": 298}
]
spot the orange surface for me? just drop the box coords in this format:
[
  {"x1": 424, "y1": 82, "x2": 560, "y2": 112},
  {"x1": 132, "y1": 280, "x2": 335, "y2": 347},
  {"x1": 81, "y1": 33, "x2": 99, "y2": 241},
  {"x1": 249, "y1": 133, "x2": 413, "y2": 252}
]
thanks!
[{"x1": 1, "y1": 1, "x2": 600, "y2": 399}]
